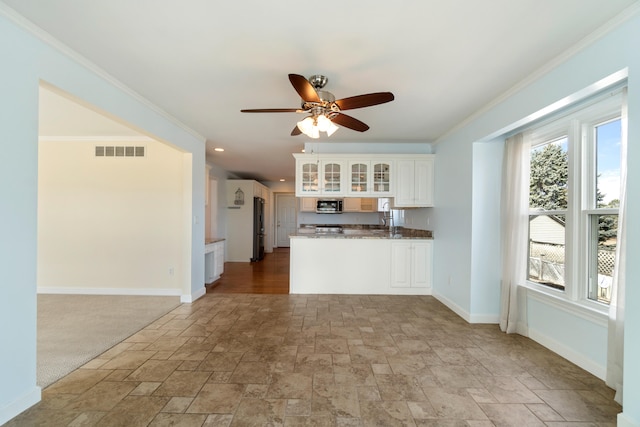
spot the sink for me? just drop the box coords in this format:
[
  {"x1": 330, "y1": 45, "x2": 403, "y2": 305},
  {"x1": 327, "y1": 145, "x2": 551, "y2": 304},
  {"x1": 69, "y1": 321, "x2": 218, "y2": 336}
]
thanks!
[
  {"x1": 315, "y1": 226, "x2": 343, "y2": 234},
  {"x1": 342, "y1": 229, "x2": 364, "y2": 235}
]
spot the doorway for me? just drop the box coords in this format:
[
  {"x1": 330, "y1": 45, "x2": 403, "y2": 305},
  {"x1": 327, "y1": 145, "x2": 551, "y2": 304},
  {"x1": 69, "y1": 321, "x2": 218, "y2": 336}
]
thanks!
[
  {"x1": 275, "y1": 193, "x2": 297, "y2": 248},
  {"x1": 37, "y1": 84, "x2": 185, "y2": 386}
]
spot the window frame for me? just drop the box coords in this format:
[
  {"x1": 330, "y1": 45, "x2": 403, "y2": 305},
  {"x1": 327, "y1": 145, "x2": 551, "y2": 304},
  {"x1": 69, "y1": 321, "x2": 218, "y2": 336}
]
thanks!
[{"x1": 525, "y1": 91, "x2": 622, "y2": 311}]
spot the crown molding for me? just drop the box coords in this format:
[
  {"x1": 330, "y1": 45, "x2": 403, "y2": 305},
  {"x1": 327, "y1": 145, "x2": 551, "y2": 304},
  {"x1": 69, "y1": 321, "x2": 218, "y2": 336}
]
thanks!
[{"x1": 0, "y1": 3, "x2": 206, "y2": 145}]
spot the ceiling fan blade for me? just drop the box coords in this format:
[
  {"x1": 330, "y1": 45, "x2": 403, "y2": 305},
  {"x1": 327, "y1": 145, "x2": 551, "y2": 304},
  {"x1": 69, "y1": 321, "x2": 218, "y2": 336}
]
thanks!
[
  {"x1": 241, "y1": 108, "x2": 302, "y2": 113},
  {"x1": 334, "y1": 92, "x2": 395, "y2": 110},
  {"x1": 289, "y1": 74, "x2": 320, "y2": 103},
  {"x1": 291, "y1": 126, "x2": 302, "y2": 136},
  {"x1": 331, "y1": 113, "x2": 370, "y2": 132}
]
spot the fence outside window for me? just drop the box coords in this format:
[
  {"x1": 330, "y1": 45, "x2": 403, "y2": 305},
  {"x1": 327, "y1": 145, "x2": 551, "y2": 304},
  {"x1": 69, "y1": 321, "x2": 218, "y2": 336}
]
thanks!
[{"x1": 528, "y1": 241, "x2": 614, "y2": 303}]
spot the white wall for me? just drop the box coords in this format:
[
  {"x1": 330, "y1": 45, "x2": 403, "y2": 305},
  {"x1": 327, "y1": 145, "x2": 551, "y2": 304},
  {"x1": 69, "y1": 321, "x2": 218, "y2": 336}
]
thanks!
[
  {"x1": 38, "y1": 139, "x2": 185, "y2": 295},
  {"x1": 431, "y1": 132, "x2": 474, "y2": 317},
  {"x1": 206, "y1": 161, "x2": 237, "y2": 245},
  {"x1": 526, "y1": 291, "x2": 608, "y2": 378},
  {"x1": 432, "y1": 9, "x2": 640, "y2": 425},
  {"x1": 469, "y1": 140, "x2": 503, "y2": 322},
  {"x1": 0, "y1": 8, "x2": 206, "y2": 424},
  {"x1": 0, "y1": 12, "x2": 40, "y2": 424}
]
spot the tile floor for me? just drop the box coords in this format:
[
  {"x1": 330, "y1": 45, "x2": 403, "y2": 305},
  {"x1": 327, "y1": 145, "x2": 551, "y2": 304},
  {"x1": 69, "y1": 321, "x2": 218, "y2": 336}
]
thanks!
[{"x1": 6, "y1": 294, "x2": 621, "y2": 426}]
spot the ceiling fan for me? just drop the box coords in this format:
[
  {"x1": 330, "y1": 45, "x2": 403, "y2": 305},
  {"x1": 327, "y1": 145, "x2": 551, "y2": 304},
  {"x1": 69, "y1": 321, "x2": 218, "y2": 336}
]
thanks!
[{"x1": 241, "y1": 74, "x2": 394, "y2": 138}]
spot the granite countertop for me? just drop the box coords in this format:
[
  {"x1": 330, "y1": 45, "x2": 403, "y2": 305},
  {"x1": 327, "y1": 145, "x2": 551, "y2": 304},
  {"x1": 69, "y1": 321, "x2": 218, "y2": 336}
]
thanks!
[
  {"x1": 290, "y1": 225, "x2": 433, "y2": 240},
  {"x1": 205, "y1": 238, "x2": 225, "y2": 245}
]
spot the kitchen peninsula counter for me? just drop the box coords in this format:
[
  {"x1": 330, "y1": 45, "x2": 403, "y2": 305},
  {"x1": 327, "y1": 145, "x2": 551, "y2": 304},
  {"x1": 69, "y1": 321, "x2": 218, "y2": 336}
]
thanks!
[
  {"x1": 290, "y1": 227, "x2": 433, "y2": 295},
  {"x1": 290, "y1": 226, "x2": 432, "y2": 239}
]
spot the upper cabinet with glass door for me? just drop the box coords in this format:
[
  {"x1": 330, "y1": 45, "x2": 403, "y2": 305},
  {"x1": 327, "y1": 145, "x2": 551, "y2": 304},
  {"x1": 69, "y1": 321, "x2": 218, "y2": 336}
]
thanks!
[
  {"x1": 298, "y1": 161, "x2": 319, "y2": 195},
  {"x1": 322, "y1": 161, "x2": 345, "y2": 195},
  {"x1": 347, "y1": 159, "x2": 393, "y2": 196},
  {"x1": 371, "y1": 161, "x2": 392, "y2": 196},
  {"x1": 294, "y1": 154, "x2": 419, "y2": 200},
  {"x1": 348, "y1": 161, "x2": 369, "y2": 195},
  {"x1": 295, "y1": 157, "x2": 346, "y2": 196}
]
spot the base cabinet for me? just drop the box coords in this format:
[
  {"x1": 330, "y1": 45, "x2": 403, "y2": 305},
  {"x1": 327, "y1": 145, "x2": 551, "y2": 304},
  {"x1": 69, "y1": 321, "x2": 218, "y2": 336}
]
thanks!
[
  {"x1": 390, "y1": 240, "x2": 432, "y2": 288},
  {"x1": 290, "y1": 238, "x2": 432, "y2": 295},
  {"x1": 205, "y1": 240, "x2": 225, "y2": 283}
]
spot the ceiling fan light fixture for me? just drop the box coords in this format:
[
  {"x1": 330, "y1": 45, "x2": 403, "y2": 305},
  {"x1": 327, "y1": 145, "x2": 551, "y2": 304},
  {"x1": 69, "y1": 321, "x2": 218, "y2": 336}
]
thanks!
[
  {"x1": 308, "y1": 126, "x2": 320, "y2": 139},
  {"x1": 297, "y1": 114, "x2": 339, "y2": 139},
  {"x1": 296, "y1": 116, "x2": 315, "y2": 135},
  {"x1": 242, "y1": 73, "x2": 394, "y2": 137},
  {"x1": 325, "y1": 119, "x2": 339, "y2": 137},
  {"x1": 316, "y1": 114, "x2": 332, "y2": 132}
]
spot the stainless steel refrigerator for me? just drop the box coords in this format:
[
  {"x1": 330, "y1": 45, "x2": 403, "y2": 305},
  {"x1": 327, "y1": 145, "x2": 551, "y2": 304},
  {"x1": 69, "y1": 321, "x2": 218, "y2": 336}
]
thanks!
[{"x1": 251, "y1": 197, "x2": 265, "y2": 262}]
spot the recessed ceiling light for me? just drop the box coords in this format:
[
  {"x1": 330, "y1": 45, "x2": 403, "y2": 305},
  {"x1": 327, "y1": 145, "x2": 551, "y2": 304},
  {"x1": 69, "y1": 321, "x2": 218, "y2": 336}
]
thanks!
[
  {"x1": 280, "y1": 179, "x2": 285, "y2": 182},
  {"x1": 214, "y1": 147, "x2": 224, "y2": 152}
]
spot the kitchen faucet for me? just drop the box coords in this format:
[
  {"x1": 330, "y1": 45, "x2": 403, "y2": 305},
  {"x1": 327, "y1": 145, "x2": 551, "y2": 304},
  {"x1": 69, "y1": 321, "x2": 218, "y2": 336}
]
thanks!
[{"x1": 381, "y1": 201, "x2": 394, "y2": 232}]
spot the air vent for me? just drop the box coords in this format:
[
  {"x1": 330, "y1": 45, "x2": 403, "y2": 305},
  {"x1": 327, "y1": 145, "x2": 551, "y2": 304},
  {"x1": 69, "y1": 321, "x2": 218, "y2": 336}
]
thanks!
[{"x1": 95, "y1": 145, "x2": 145, "y2": 157}]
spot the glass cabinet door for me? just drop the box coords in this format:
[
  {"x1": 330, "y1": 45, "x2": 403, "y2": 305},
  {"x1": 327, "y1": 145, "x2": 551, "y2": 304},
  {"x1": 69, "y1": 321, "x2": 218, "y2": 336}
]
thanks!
[
  {"x1": 300, "y1": 162, "x2": 318, "y2": 193},
  {"x1": 350, "y1": 162, "x2": 368, "y2": 193},
  {"x1": 323, "y1": 162, "x2": 342, "y2": 193},
  {"x1": 372, "y1": 162, "x2": 391, "y2": 194}
]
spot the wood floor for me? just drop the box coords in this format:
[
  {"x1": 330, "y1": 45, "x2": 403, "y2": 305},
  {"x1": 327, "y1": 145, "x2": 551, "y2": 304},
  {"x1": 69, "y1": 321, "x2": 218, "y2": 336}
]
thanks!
[{"x1": 207, "y1": 247, "x2": 290, "y2": 294}]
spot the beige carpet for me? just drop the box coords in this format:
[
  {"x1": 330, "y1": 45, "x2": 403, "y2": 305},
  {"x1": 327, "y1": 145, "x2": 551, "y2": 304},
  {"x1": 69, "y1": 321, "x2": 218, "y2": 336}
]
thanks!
[{"x1": 37, "y1": 294, "x2": 181, "y2": 388}]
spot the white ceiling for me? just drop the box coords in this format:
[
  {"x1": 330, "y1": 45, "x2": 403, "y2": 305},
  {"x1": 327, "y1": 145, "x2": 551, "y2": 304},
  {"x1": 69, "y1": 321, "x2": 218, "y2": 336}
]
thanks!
[{"x1": 6, "y1": 0, "x2": 637, "y2": 182}]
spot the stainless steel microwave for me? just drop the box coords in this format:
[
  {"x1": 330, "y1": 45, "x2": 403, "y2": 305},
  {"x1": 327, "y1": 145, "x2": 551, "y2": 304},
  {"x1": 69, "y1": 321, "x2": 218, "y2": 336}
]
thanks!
[{"x1": 316, "y1": 199, "x2": 343, "y2": 214}]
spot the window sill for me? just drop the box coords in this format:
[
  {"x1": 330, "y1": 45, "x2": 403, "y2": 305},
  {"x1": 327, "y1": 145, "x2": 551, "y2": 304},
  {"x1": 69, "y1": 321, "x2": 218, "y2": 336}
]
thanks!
[{"x1": 521, "y1": 281, "x2": 609, "y2": 327}]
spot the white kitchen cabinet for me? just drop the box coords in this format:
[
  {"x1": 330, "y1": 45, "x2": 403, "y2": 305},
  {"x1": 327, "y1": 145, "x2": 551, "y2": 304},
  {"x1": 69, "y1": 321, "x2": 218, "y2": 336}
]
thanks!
[
  {"x1": 205, "y1": 240, "x2": 225, "y2": 283},
  {"x1": 347, "y1": 160, "x2": 393, "y2": 196},
  {"x1": 390, "y1": 240, "x2": 432, "y2": 288},
  {"x1": 214, "y1": 241, "x2": 224, "y2": 278},
  {"x1": 348, "y1": 161, "x2": 370, "y2": 195},
  {"x1": 294, "y1": 154, "x2": 430, "y2": 200},
  {"x1": 371, "y1": 161, "x2": 393, "y2": 196},
  {"x1": 295, "y1": 158, "x2": 346, "y2": 196},
  {"x1": 394, "y1": 156, "x2": 434, "y2": 207},
  {"x1": 290, "y1": 237, "x2": 433, "y2": 295},
  {"x1": 290, "y1": 238, "x2": 392, "y2": 294},
  {"x1": 296, "y1": 154, "x2": 396, "y2": 198},
  {"x1": 254, "y1": 182, "x2": 269, "y2": 198}
]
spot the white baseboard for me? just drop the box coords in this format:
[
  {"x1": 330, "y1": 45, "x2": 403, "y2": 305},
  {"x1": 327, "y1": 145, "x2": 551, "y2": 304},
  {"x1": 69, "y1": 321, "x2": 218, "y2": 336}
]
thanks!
[
  {"x1": 515, "y1": 320, "x2": 529, "y2": 336},
  {"x1": 433, "y1": 293, "x2": 499, "y2": 324},
  {"x1": 469, "y1": 313, "x2": 500, "y2": 324},
  {"x1": 617, "y1": 413, "x2": 640, "y2": 427},
  {"x1": 529, "y1": 326, "x2": 606, "y2": 380},
  {"x1": 432, "y1": 292, "x2": 471, "y2": 323},
  {"x1": 181, "y1": 286, "x2": 206, "y2": 303},
  {"x1": 37, "y1": 287, "x2": 182, "y2": 297},
  {"x1": 0, "y1": 386, "x2": 41, "y2": 426}
]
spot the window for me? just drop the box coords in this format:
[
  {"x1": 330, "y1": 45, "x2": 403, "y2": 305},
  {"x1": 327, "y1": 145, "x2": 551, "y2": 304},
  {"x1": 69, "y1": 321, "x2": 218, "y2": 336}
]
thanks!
[
  {"x1": 587, "y1": 118, "x2": 621, "y2": 304},
  {"x1": 527, "y1": 93, "x2": 623, "y2": 305}
]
